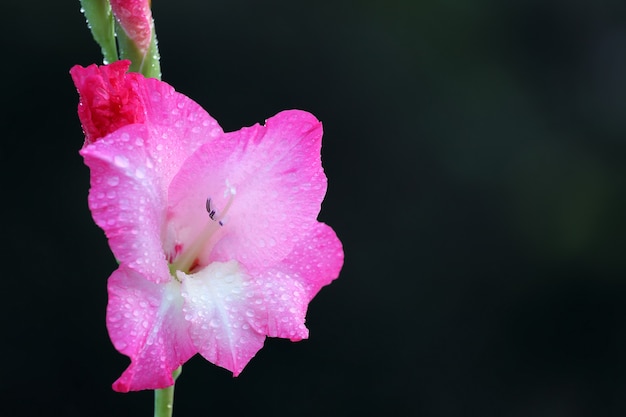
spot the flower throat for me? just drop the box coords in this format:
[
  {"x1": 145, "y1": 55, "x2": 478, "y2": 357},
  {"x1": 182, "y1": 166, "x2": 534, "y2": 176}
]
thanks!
[{"x1": 170, "y1": 188, "x2": 236, "y2": 275}]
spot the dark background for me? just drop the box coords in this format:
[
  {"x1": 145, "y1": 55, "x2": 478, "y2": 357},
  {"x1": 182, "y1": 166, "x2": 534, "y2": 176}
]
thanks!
[{"x1": 2, "y1": 1, "x2": 626, "y2": 416}]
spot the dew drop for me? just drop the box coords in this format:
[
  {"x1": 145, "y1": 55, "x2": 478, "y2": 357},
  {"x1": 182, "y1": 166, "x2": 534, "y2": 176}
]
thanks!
[
  {"x1": 107, "y1": 176, "x2": 120, "y2": 186},
  {"x1": 114, "y1": 155, "x2": 130, "y2": 168}
]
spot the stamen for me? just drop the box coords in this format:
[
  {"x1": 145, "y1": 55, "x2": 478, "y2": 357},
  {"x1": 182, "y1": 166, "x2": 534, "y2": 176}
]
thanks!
[
  {"x1": 170, "y1": 186, "x2": 236, "y2": 273},
  {"x1": 205, "y1": 198, "x2": 223, "y2": 226}
]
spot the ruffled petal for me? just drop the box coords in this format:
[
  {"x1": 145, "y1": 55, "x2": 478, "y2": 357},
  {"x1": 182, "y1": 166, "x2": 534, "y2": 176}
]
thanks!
[
  {"x1": 250, "y1": 272, "x2": 310, "y2": 341},
  {"x1": 110, "y1": 0, "x2": 153, "y2": 54},
  {"x1": 251, "y1": 222, "x2": 344, "y2": 340},
  {"x1": 70, "y1": 61, "x2": 145, "y2": 144},
  {"x1": 167, "y1": 110, "x2": 327, "y2": 272},
  {"x1": 276, "y1": 222, "x2": 344, "y2": 301},
  {"x1": 106, "y1": 267, "x2": 195, "y2": 392},
  {"x1": 180, "y1": 261, "x2": 266, "y2": 376}
]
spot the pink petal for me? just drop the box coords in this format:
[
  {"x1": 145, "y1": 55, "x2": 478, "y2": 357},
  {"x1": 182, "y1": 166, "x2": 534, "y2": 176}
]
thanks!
[
  {"x1": 131, "y1": 74, "x2": 223, "y2": 195},
  {"x1": 110, "y1": 0, "x2": 153, "y2": 54},
  {"x1": 180, "y1": 261, "x2": 266, "y2": 376},
  {"x1": 276, "y1": 222, "x2": 344, "y2": 301},
  {"x1": 70, "y1": 61, "x2": 145, "y2": 145},
  {"x1": 251, "y1": 273, "x2": 310, "y2": 341},
  {"x1": 107, "y1": 267, "x2": 195, "y2": 392},
  {"x1": 252, "y1": 222, "x2": 344, "y2": 340},
  {"x1": 167, "y1": 110, "x2": 327, "y2": 272},
  {"x1": 80, "y1": 74, "x2": 222, "y2": 282},
  {"x1": 179, "y1": 224, "x2": 343, "y2": 375},
  {"x1": 80, "y1": 124, "x2": 171, "y2": 283}
]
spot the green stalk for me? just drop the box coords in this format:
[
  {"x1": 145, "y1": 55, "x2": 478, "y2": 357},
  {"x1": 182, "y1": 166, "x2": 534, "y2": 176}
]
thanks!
[
  {"x1": 154, "y1": 367, "x2": 182, "y2": 417},
  {"x1": 79, "y1": 0, "x2": 118, "y2": 64}
]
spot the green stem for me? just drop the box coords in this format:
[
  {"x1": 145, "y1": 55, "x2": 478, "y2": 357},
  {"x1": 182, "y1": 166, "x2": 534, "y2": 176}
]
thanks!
[
  {"x1": 79, "y1": 0, "x2": 118, "y2": 64},
  {"x1": 154, "y1": 367, "x2": 182, "y2": 417}
]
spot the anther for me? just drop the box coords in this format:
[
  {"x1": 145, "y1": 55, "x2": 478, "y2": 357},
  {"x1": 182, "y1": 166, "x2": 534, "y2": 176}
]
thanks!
[{"x1": 205, "y1": 198, "x2": 224, "y2": 226}]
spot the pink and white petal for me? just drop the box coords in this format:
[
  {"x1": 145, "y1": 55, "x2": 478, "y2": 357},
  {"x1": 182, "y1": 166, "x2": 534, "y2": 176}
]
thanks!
[
  {"x1": 250, "y1": 273, "x2": 310, "y2": 341},
  {"x1": 250, "y1": 223, "x2": 343, "y2": 340},
  {"x1": 107, "y1": 266, "x2": 196, "y2": 392},
  {"x1": 132, "y1": 76, "x2": 223, "y2": 197},
  {"x1": 167, "y1": 110, "x2": 327, "y2": 271},
  {"x1": 180, "y1": 261, "x2": 266, "y2": 376},
  {"x1": 81, "y1": 124, "x2": 170, "y2": 283}
]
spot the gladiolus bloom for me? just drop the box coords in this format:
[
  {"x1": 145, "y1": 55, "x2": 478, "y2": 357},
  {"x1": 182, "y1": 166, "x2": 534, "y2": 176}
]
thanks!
[{"x1": 71, "y1": 61, "x2": 343, "y2": 392}]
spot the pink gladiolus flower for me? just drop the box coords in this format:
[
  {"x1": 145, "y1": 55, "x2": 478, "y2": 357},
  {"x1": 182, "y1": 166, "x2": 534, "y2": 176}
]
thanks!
[
  {"x1": 71, "y1": 61, "x2": 343, "y2": 392},
  {"x1": 110, "y1": 0, "x2": 153, "y2": 54}
]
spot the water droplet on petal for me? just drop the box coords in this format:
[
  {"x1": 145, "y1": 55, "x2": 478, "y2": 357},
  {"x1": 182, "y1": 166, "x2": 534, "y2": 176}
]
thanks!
[{"x1": 114, "y1": 155, "x2": 130, "y2": 168}]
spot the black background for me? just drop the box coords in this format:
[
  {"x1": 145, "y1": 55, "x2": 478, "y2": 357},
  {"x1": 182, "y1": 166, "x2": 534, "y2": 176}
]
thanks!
[{"x1": 2, "y1": 1, "x2": 626, "y2": 416}]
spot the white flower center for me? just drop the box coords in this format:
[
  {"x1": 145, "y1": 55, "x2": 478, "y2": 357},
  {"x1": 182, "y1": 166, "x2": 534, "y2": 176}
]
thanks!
[{"x1": 170, "y1": 185, "x2": 236, "y2": 274}]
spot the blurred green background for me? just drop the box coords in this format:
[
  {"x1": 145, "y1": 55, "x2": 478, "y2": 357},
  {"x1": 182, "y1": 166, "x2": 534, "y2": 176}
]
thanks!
[{"x1": 1, "y1": 1, "x2": 625, "y2": 416}]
